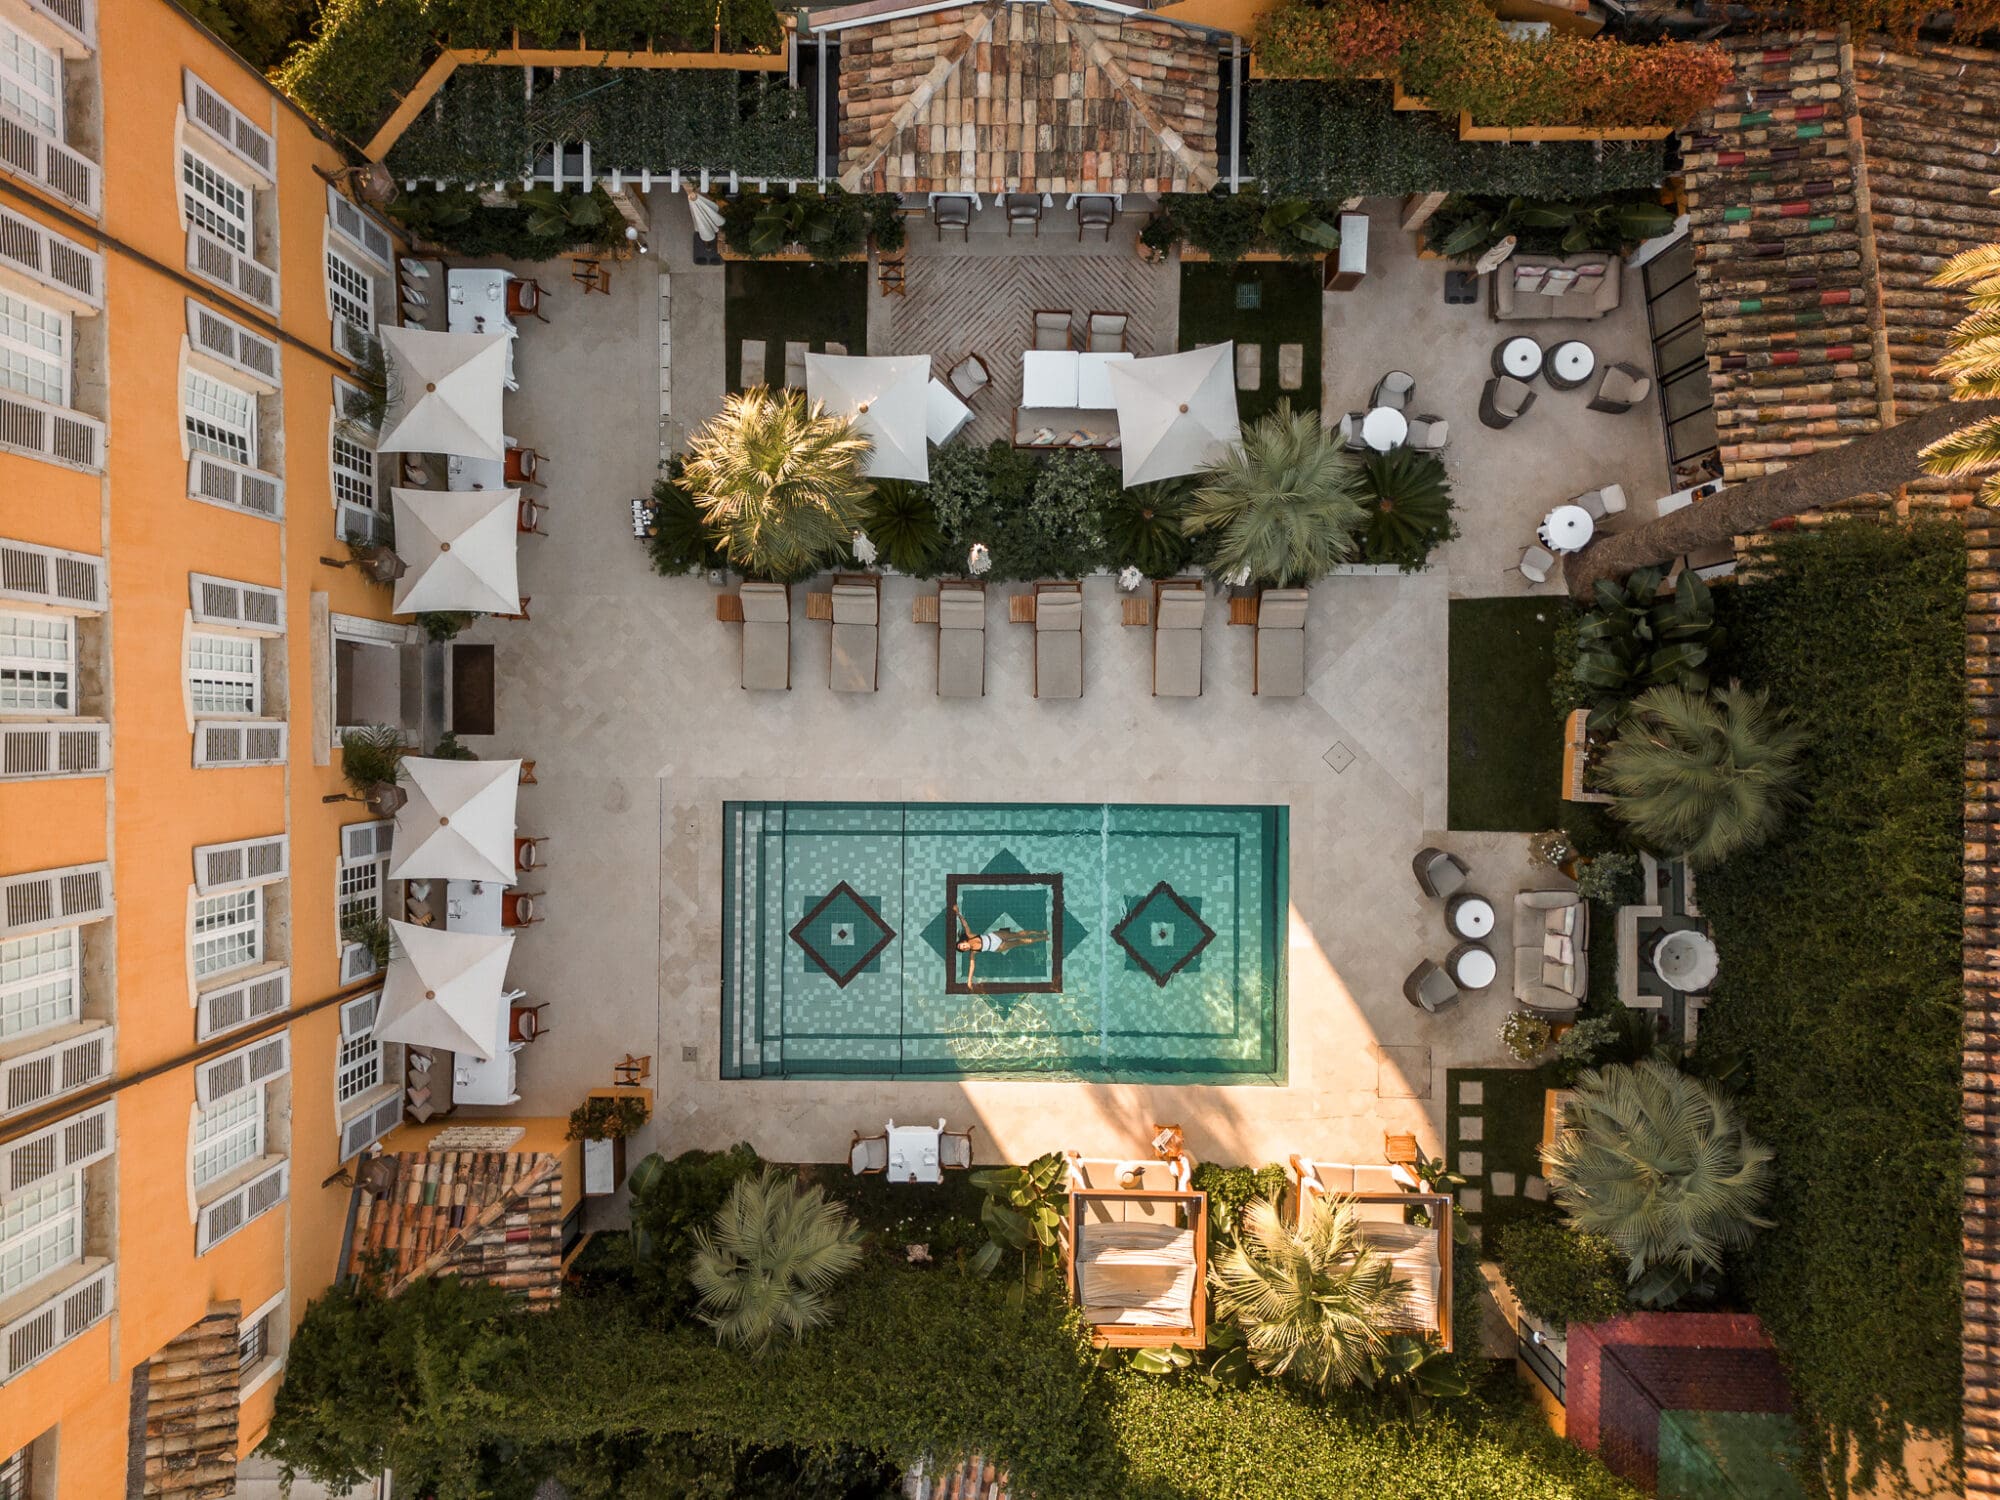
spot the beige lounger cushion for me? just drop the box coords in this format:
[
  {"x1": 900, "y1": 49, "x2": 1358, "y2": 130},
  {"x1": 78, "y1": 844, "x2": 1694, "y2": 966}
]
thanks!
[
  {"x1": 1154, "y1": 587, "x2": 1204, "y2": 697},
  {"x1": 739, "y1": 583, "x2": 790, "y2": 690},
  {"x1": 1078, "y1": 1222, "x2": 1196, "y2": 1327},
  {"x1": 1255, "y1": 588, "x2": 1308, "y2": 697},
  {"x1": 1035, "y1": 591, "x2": 1083, "y2": 699},
  {"x1": 1357, "y1": 1219, "x2": 1441, "y2": 1332},
  {"x1": 938, "y1": 589, "x2": 986, "y2": 698},
  {"x1": 830, "y1": 583, "x2": 878, "y2": 693}
]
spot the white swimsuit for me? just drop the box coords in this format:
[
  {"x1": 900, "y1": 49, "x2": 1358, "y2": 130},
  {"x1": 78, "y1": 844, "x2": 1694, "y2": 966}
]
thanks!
[{"x1": 979, "y1": 932, "x2": 1003, "y2": 951}]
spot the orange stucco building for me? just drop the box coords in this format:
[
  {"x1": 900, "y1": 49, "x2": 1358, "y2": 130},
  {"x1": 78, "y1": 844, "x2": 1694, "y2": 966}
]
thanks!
[{"x1": 0, "y1": 0, "x2": 416, "y2": 1488}]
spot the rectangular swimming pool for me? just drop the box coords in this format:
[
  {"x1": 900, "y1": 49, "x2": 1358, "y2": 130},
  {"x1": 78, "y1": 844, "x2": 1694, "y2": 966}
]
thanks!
[{"x1": 720, "y1": 802, "x2": 1287, "y2": 1082}]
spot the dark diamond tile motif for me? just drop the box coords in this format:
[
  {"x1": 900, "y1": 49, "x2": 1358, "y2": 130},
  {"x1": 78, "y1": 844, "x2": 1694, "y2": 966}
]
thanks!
[
  {"x1": 1112, "y1": 881, "x2": 1215, "y2": 987},
  {"x1": 790, "y1": 883, "x2": 896, "y2": 988}
]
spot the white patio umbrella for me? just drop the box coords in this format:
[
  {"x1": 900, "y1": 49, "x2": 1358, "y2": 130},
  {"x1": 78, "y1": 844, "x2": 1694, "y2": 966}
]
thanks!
[
  {"x1": 387, "y1": 755, "x2": 524, "y2": 883},
  {"x1": 389, "y1": 487, "x2": 521, "y2": 616},
  {"x1": 1106, "y1": 343, "x2": 1243, "y2": 486},
  {"x1": 375, "y1": 920, "x2": 515, "y2": 1060},
  {"x1": 805, "y1": 353, "x2": 932, "y2": 482},
  {"x1": 375, "y1": 325, "x2": 510, "y2": 462},
  {"x1": 685, "y1": 185, "x2": 725, "y2": 242}
]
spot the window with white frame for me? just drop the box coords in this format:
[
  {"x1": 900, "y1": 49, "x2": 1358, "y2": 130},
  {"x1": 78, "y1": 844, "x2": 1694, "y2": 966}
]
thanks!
[
  {"x1": 192, "y1": 887, "x2": 261, "y2": 979},
  {"x1": 0, "y1": 927, "x2": 78, "y2": 1041},
  {"x1": 182, "y1": 148, "x2": 251, "y2": 255},
  {"x1": 183, "y1": 368, "x2": 255, "y2": 467},
  {"x1": 192, "y1": 1084, "x2": 263, "y2": 1187},
  {"x1": 0, "y1": 1443, "x2": 26, "y2": 1500},
  {"x1": 187, "y1": 631, "x2": 258, "y2": 716},
  {"x1": 0, "y1": 1171, "x2": 80, "y2": 1299},
  {"x1": 332, "y1": 430, "x2": 377, "y2": 513},
  {"x1": 325, "y1": 248, "x2": 373, "y2": 337},
  {"x1": 0, "y1": 611, "x2": 72, "y2": 712},
  {"x1": 0, "y1": 288, "x2": 68, "y2": 407},
  {"x1": 0, "y1": 20, "x2": 59, "y2": 137},
  {"x1": 336, "y1": 1025, "x2": 381, "y2": 1106}
]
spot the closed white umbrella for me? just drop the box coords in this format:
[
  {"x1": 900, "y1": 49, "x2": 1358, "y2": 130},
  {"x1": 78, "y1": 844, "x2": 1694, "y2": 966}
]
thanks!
[
  {"x1": 376, "y1": 325, "x2": 510, "y2": 462},
  {"x1": 389, "y1": 487, "x2": 520, "y2": 616},
  {"x1": 1107, "y1": 344, "x2": 1243, "y2": 486},
  {"x1": 806, "y1": 353, "x2": 931, "y2": 482},
  {"x1": 387, "y1": 756, "x2": 523, "y2": 883},
  {"x1": 686, "y1": 186, "x2": 726, "y2": 242},
  {"x1": 375, "y1": 919, "x2": 515, "y2": 1060}
]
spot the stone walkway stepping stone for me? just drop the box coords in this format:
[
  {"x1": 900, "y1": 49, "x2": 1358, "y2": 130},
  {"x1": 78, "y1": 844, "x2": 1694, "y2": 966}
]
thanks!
[
  {"x1": 1278, "y1": 342, "x2": 1303, "y2": 390},
  {"x1": 1460, "y1": 1116, "x2": 1483, "y2": 1141},
  {"x1": 1235, "y1": 343, "x2": 1262, "y2": 391},
  {"x1": 1459, "y1": 1151, "x2": 1483, "y2": 1177},
  {"x1": 1458, "y1": 1187, "x2": 1481, "y2": 1214},
  {"x1": 1459, "y1": 1081, "x2": 1484, "y2": 1106},
  {"x1": 1491, "y1": 1170, "x2": 1516, "y2": 1196},
  {"x1": 1525, "y1": 1176, "x2": 1547, "y2": 1201}
]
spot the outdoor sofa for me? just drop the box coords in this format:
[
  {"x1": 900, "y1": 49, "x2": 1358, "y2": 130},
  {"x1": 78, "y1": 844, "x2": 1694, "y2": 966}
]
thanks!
[
  {"x1": 1489, "y1": 254, "x2": 1624, "y2": 322},
  {"x1": 1514, "y1": 889, "x2": 1589, "y2": 1014}
]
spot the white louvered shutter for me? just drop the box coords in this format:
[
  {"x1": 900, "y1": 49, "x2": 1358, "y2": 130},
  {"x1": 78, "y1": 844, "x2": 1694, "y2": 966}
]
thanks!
[
  {"x1": 0, "y1": 862, "x2": 111, "y2": 938},
  {"x1": 0, "y1": 539, "x2": 104, "y2": 610},
  {"x1": 326, "y1": 186, "x2": 393, "y2": 271},
  {"x1": 0, "y1": 206, "x2": 102, "y2": 310},
  {"x1": 340, "y1": 1094, "x2": 403, "y2": 1162},
  {"x1": 0, "y1": 1028, "x2": 109, "y2": 1116},
  {"x1": 0, "y1": 1100, "x2": 114, "y2": 1196},
  {"x1": 197, "y1": 1160, "x2": 287, "y2": 1253},
  {"x1": 196, "y1": 967, "x2": 290, "y2": 1042},
  {"x1": 339, "y1": 991, "x2": 380, "y2": 1039},
  {"x1": 193, "y1": 721, "x2": 286, "y2": 767},
  {"x1": 340, "y1": 821, "x2": 391, "y2": 864},
  {"x1": 192, "y1": 834, "x2": 288, "y2": 893},
  {"x1": 194, "y1": 1031, "x2": 290, "y2": 1108},
  {"x1": 0, "y1": 1262, "x2": 113, "y2": 1382},
  {"x1": 189, "y1": 574, "x2": 283, "y2": 634},
  {"x1": 184, "y1": 71, "x2": 274, "y2": 181},
  {"x1": 186, "y1": 302, "x2": 279, "y2": 389}
]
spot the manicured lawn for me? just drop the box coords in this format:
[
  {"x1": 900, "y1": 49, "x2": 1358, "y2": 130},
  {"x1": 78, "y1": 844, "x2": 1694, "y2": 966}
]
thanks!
[
  {"x1": 724, "y1": 261, "x2": 869, "y2": 392},
  {"x1": 1448, "y1": 598, "x2": 1563, "y2": 832},
  {"x1": 1446, "y1": 1067, "x2": 1557, "y2": 1255},
  {"x1": 1699, "y1": 521, "x2": 1965, "y2": 1488},
  {"x1": 1177, "y1": 262, "x2": 1321, "y2": 422}
]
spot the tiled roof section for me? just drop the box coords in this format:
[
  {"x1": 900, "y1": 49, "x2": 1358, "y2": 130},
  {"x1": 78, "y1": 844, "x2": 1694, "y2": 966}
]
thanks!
[
  {"x1": 909, "y1": 1454, "x2": 1010, "y2": 1499},
  {"x1": 133, "y1": 1309, "x2": 241, "y2": 1498},
  {"x1": 1682, "y1": 31, "x2": 1999, "y2": 512},
  {"x1": 1970, "y1": 509, "x2": 2000, "y2": 1498},
  {"x1": 837, "y1": 0, "x2": 1219, "y2": 195},
  {"x1": 347, "y1": 1149, "x2": 566, "y2": 1307}
]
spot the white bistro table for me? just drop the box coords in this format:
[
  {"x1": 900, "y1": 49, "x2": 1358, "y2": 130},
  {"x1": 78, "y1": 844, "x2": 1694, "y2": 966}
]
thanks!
[
  {"x1": 1021, "y1": 350, "x2": 1079, "y2": 408},
  {"x1": 1539, "y1": 504, "x2": 1596, "y2": 554},
  {"x1": 1449, "y1": 894, "x2": 1496, "y2": 940},
  {"x1": 446, "y1": 453, "x2": 507, "y2": 492},
  {"x1": 1498, "y1": 336, "x2": 1543, "y2": 380},
  {"x1": 1076, "y1": 351, "x2": 1134, "y2": 410},
  {"x1": 446, "y1": 268, "x2": 519, "y2": 389},
  {"x1": 1361, "y1": 407, "x2": 1408, "y2": 452},
  {"x1": 444, "y1": 878, "x2": 505, "y2": 935},
  {"x1": 887, "y1": 1119, "x2": 943, "y2": 1184},
  {"x1": 1452, "y1": 946, "x2": 1498, "y2": 991},
  {"x1": 926, "y1": 378, "x2": 972, "y2": 446},
  {"x1": 1547, "y1": 340, "x2": 1597, "y2": 390}
]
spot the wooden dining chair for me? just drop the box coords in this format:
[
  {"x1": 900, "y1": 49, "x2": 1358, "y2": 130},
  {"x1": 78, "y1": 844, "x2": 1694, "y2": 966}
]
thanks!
[
  {"x1": 515, "y1": 835, "x2": 550, "y2": 873},
  {"x1": 505, "y1": 277, "x2": 549, "y2": 322},
  {"x1": 502, "y1": 890, "x2": 544, "y2": 928},
  {"x1": 517, "y1": 496, "x2": 549, "y2": 536},
  {"x1": 505, "y1": 447, "x2": 543, "y2": 485}
]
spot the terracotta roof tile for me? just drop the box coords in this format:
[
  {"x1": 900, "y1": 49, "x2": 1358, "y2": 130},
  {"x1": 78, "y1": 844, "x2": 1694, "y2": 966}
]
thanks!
[{"x1": 347, "y1": 1148, "x2": 567, "y2": 1307}]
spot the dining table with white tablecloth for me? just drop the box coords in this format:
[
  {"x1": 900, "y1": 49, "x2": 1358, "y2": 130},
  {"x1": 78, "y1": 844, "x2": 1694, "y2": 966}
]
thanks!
[{"x1": 446, "y1": 269, "x2": 518, "y2": 389}]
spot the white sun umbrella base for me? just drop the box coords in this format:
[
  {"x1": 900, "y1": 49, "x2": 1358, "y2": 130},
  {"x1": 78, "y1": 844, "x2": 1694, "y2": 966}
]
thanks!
[
  {"x1": 806, "y1": 353, "x2": 932, "y2": 482},
  {"x1": 388, "y1": 755, "x2": 525, "y2": 883},
  {"x1": 390, "y1": 487, "x2": 522, "y2": 615},
  {"x1": 1107, "y1": 343, "x2": 1244, "y2": 486},
  {"x1": 375, "y1": 920, "x2": 516, "y2": 1060},
  {"x1": 376, "y1": 325, "x2": 510, "y2": 462}
]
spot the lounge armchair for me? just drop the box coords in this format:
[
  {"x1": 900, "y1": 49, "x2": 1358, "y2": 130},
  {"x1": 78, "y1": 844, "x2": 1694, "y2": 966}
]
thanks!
[
  {"x1": 1589, "y1": 361, "x2": 1653, "y2": 413},
  {"x1": 1406, "y1": 414, "x2": 1449, "y2": 452},
  {"x1": 1513, "y1": 889, "x2": 1589, "y2": 1015},
  {"x1": 1077, "y1": 196, "x2": 1117, "y2": 241},
  {"x1": 1152, "y1": 580, "x2": 1204, "y2": 697},
  {"x1": 1404, "y1": 959, "x2": 1460, "y2": 1014},
  {"x1": 1371, "y1": 371, "x2": 1414, "y2": 411},
  {"x1": 947, "y1": 353, "x2": 991, "y2": 403},
  {"x1": 940, "y1": 1124, "x2": 975, "y2": 1169},
  {"x1": 937, "y1": 581, "x2": 986, "y2": 698},
  {"x1": 1412, "y1": 846, "x2": 1469, "y2": 900},
  {"x1": 1086, "y1": 312, "x2": 1128, "y2": 353},
  {"x1": 1519, "y1": 544, "x2": 1556, "y2": 585},
  {"x1": 850, "y1": 1130, "x2": 888, "y2": 1174},
  {"x1": 1253, "y1": 588, "x2": 1308, "y2": 697},
  {"x1": 1572, "y1": 484, "x2": 1628, "y2": 522},
  {"x1": 1337, "y1": 411, "x2": 1368, "y2": 451},
  {"x1": 1479, "y1": 377, "x2": 1536, "y2": 429},
  {"x1": 829, "y1": 574, "x2": 879, "y2": 693},
  {"x1": 932, "y1": 195, "x2": 972, "y2": 240},
  {"x1": 1034, "y1": 582, "x2": 1084, "y2": 699},
  {"x1": 739, "y1": 581, "x2": 790, "y2": 690},
  {"x1": 1033, "y1": 309, "x2": 1075, "y2": 351},
  {"x1": 1005, "y1": 193, "x2": 1043, "y2": 236}
]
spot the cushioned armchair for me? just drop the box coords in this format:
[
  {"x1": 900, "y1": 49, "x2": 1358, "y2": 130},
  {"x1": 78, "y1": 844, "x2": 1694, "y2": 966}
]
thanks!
[
  {"x1": 1513, "y1": 890, "x2": 1589, "y2": 1015},
  {"x1": 1412, "y1": 847, "x2": 1469, "y2": 900},
  {"x1": 1404, "y1": 960, "x2": 1460, "y2": 1014},
  {"x1": 1479, "y1": 377, "x2": 1537, "y2": 429},
  {"x1": 1589, "y1": 361, "x2": 1653, "y2": 413}
]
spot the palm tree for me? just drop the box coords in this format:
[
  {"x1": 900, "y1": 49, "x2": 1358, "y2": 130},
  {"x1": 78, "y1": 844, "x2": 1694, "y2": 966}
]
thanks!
[
  {"x1": 1358, "y1": 446, "x2": 1457, "y2": 569},
  {"x1": 689, "y1": 1168, "x2": 864, "y2": 1356},
  {"x1": 1919, "y1": 217, "x2": 2000, "y2": 505},
  {"x1": 1598, "y1": 682, "x2": 1806, "y2": 866},
  {"x1": 1545, "y1": 1058, "x2": 1774, "y2": 1300},
  {"x1": 1183, "y1": 402, "x2": 1367, "y2": 586},
  {"x1": 683, "y1": 389, "x2": 873, "y2": 580},
  {"x1": 1207, "y1": 1193, "x2": 1407, "y2": 1396}
]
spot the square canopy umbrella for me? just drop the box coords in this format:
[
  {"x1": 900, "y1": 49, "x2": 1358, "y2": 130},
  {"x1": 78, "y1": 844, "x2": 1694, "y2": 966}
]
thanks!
[
  {"x1": 374, "y1": 919, "x2": 515, "y2": 1059},
  {"x1": 390, "y1": 487, "x2": 521, "y2": 616},
  {"x1": 806, "y1": 353, "x2": 931, "y2": 481},
  {"x1": 387, "y1": 755, "x2": 524, "y2": 883},
  {"x1": 1107, "y1": 344, "x2": 1243, "y2": 486},
  {"x1": 376, "y1": 325, "x2": 510, "y2": 462}
]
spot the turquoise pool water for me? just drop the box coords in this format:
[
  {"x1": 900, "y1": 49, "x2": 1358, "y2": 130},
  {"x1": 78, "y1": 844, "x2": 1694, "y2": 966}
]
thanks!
[{"x1": 720, "y1": 802, "x2": 1288, "y2": 1082}]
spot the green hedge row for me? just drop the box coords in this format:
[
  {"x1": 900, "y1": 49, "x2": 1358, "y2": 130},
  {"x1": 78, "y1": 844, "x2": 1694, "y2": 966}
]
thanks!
[
  {"x1": 386, "y1": 67, "x2": 815, "y2": 182},
  {"x1": 1248, "y1": 82, "x2": 1668, "y2": 200}
]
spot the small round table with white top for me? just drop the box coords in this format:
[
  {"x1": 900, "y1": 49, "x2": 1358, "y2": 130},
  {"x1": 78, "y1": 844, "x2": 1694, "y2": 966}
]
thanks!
[
  {"x1": 1494, "y1": 336, "x2": 1544, "y2": 381},
  {"x1": 1448, "y1": 893, "x2": 1495, "y2": 941},
  {"x1": 1361, "y1": 407, "x2": 1408, "y2": 452},
  {"x1": 1449, "y1": 942, "x2": 1497, "y2": 992},
  {"x1": 1539, "y1": 504, "x2": 1596, "y2": 554},
  {"x1": 1546, "y1": 340, "x2": 1597, "y2": 391}
]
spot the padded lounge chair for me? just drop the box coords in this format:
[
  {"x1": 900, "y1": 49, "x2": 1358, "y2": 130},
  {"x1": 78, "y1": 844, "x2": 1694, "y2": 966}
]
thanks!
[
  {"x1": 1589, "y1": 361, "x2": 1653, "y2": 413},
  {"x1": 1404, "y1": 959, "x2": 1461, "y2": 1014},
  {"x1": 739, "y1": 339, "x2": 767, "y2": 389},
  {"x1": 829, "y1": 574, "x2": 879, "y2": 692},
  {"x1": 1519, "y1": 544, "x2": 1556, "y2": 585},
  {"x1": 1407, "y1": 414, "x2": 1449, "y2": 452},
  {"x1": 1572, "y1": 484, "x2": 1628, "y2": 521},
  {"x1": 1152, "y1": 580, "x2": 1205, "y2": 697},
  {"x1": 947, "y1": 353, "x2": 991, "y2": 403},
  {"x1": 1086, "y1": 312, "x2": 1129, "y2": 353},
  {"x1": 739, "y1": 581, "x2": 790, "y2": 690},
  {"x1": 1033, "y1": 309, "x2": 1075, "y2": 351},
  {"x1": 1254, "y1": 588, "x2": 1308, "y2": 697},
  {"x1": 937, "y1": 581, "x2": 987, "y2": 698},
  {"x1": 850, "y1": 1130, "x2": 888, "y2": 1174},
  {"x1": 1479, "y1": 376, "x2": 1537, "y2": 429},
  {"x1": 1034, "y1": 582, "x2": 1084, "y2": 699},
  {"x1": 1372, "y1": 370, "x2": 1415, "y2": 411},
  {"x1": 1412, "y1": 846, "x2": 1470, "y2": 900}
]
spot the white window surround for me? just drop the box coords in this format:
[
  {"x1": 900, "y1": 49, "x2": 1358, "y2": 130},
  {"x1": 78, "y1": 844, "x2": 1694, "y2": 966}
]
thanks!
[
  {"x1": 0, "y1": 609, "x2": 71, "y2": 713},
  {"x1": 0, "y1": 1170, "x2": 79, "y2": 1301},
  {"x1": 324, "y1": 245, "x2": 373, "y2": 338},
  {"x1": 237, "y1": 1288, "x2": 286, "y2": 1396},
  {"x1": 336, "y1": 1025, "x2": 380, "y2": 1107},
  {"x1": 0, "y1": 285, "x2": 66, "y2": 408},
  {"x1": 191, "y1": 886, "x2": 260, "y2": 980},
  {"x1": 183, "y1": 366, "x2": 255, "y2": 469},
  {"x1": 186, "y1": 630, "x2": 258, "y2": 718},
  {"x1": 0, "y1": 19, "x2": 60, "y2": 138},
  {"x1": 191, "y1": 1082, "x2": 262, "y2": 1187},
  {"x1": 0, "y1": 925, "x2": 75, "y2": 1041},
  {"x1": 181, "y1": 147, "x2": 250, "y2": 257}
]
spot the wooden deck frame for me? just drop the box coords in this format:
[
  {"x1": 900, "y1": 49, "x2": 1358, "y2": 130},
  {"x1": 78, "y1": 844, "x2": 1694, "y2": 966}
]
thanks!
[
  {"x1": 1062, "y1": 1187, "x2": 1208, "y2": 1349},
  {"x1": 1290, "y1": 1164, "x2": 1455, "y2": 1352}
]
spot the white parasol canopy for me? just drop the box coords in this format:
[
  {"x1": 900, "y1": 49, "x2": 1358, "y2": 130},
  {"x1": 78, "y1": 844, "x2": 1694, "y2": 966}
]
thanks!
[
  {"x1": 390, "y1": 487, "x2": 521, "y2": 615},
  {"x1": 685, "y1": 186, "x2": 725, "y2": 242},
  {"x1": 1106, "y1": 344, "x2": 1243, "y2": 486},
  {"x1": 374, "y1": 920, "x2": 515, "y2": 1060},
  {"x1": 387, "y1": 755, "x2": 524, "y2": 883},
  {"x1": 805, "y1": 353, "x2": 931, "y2": 481},
  {"x1": 376, "y1": 325, "x2": 510, "y2": 462}
]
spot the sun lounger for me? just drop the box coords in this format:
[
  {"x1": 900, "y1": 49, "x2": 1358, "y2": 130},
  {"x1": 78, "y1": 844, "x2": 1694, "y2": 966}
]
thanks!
[
  {"x1": 739, "y1": 581, "x2": 790, "y2": 690},
  {"x1": 937, "y1": 581, "x2": 987, "y2": 697},
  {"x1": 829, "y1": 574, "x2": 879, "y2": 692},
  {"x1": 1034, "y1": 582, "x2": 1084, "y2": 699},
  {"x1": 1152, "y1": 580, "x2": 1205, "y2": 697},
  {"x1": 1254, "y1": 587, "x2": 1308, "y2": 697}
]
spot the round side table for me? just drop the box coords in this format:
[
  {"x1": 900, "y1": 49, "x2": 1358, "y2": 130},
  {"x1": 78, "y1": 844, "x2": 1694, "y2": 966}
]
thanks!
[
  {"x1": 1493, "y1": 336, "x2": 1543, "y2": 381},
  {"x1": 1546, "y1": 340, "x2": 1596, "y2": 391},
  {"x1": 1448, "y1": 893, "x2": 1495, "y2": 940},
  {"x1": 1450, "y1": 941, "x2": 1497, "y2": 992}
]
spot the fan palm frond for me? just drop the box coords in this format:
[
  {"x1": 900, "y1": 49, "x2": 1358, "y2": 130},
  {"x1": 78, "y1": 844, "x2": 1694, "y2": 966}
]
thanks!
[
  {"x1": 683, "y1": 389, "x2": 874, "y2": 581},
  {"x1": 1930, "y1": 241, "x2": 2000, "y2": 287},
  {"x1": 1183, "y1": 402, "x2": 1367, "y2": 587},
  {"x1": 690, "y1": 1168, "x2": 864, "y2": 1356}
]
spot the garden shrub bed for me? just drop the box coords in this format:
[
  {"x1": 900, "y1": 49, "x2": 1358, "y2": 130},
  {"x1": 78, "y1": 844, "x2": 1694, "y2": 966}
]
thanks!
[{"x1": 1695, "y1": 521, "x2": 1966, "y2": 1488}]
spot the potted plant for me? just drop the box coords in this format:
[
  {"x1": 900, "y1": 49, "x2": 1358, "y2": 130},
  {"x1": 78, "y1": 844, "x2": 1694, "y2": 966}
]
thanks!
[
  {"x1": 334, "y1": 725, "x2": 408, "y2": 816},
  {"x1": 569, "y1": 1089, "x2": 653, "y2": 1197}
]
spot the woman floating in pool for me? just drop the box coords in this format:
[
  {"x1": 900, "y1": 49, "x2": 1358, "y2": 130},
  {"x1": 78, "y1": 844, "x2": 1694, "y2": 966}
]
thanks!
[{"x1": 954, "y1": 904, "x2": 1048, "y2": 989}]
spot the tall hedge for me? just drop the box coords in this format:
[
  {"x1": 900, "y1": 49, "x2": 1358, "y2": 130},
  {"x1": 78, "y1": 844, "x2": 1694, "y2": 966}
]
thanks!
[{"x1": 1249, "y1": 82, "x2": 1667, "y2": 200}]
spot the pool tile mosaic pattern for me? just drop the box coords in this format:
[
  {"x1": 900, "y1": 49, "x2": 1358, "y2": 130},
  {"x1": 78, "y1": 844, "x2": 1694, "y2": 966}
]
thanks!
[{"x1": 722, "y1": 802, "x2": 1288, "y2": 1081}]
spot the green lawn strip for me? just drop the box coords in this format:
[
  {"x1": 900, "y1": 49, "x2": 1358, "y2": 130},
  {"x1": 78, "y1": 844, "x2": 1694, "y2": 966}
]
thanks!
[
  {"x1": 1446, "y1": 1066, "x2": 1557, "y2": 1255},
  {"x1": 1176, "y1": 261, "x2": 1321, "y2": 422},
  {"x1": 724, "y1": 262, "x2": 870, "y2": 393},
  {"x1": 1448, "y1": 598, "x2": 1564, "y2": 831},
  {"x1": 1699, "y1": 521, "x2": 1965, "y2": 1484}
]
